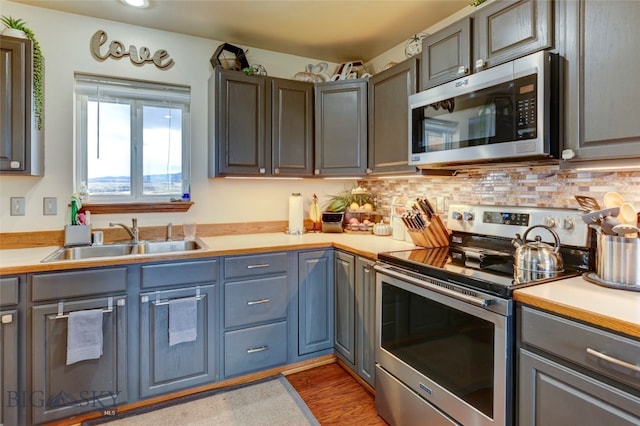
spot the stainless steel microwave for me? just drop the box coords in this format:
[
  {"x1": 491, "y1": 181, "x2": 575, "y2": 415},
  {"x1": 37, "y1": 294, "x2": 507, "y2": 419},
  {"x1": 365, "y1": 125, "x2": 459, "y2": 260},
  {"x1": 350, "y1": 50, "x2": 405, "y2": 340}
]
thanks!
[{"x1": 409, "y1": 51, "x2": 562, "y2": 168}]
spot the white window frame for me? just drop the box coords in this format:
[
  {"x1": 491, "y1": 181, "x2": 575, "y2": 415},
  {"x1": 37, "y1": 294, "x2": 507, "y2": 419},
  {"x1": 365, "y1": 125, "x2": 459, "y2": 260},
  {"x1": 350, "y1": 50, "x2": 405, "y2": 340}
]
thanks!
[{"x1": 74, "y1": 74, "x2": 191, "y2": 202}]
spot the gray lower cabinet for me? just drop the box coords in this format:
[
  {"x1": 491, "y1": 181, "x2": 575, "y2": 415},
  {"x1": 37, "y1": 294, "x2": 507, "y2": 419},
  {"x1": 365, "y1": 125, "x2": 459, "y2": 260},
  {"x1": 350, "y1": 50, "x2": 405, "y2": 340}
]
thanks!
[
  {"x1": 30, "y1": 267, "x2": 128, "y2": 424},
  {"x1": 314, "y1": 79, "x2": 368, "y2": 176},
  {"x1": 367, "y1": 57, "x2": 419, "y2": 176},
  {"x1": 334, "y1": 254, "x2": 376, "y2": 388},
  {"x1": 518, "y1": 305, "x2": 640, "y2": 425},
  {"x1": 223, "y1": 253, "x2": 289, "y2": 377},
  {"x1": 560, "y1": 0, "x2": 640, "y2": 163},
  {"x1": 298, "y1": 250, "x2": 334, "y2": 355},
  {"x1": 0, "y1": 276, "x2": 20, "y2": 426},
  {"x1": 354, "y1": 257, "x2": 376, "y2": 388},
  {"x1": 334, "y1": 251, "x2": 355, "y2": 364}
]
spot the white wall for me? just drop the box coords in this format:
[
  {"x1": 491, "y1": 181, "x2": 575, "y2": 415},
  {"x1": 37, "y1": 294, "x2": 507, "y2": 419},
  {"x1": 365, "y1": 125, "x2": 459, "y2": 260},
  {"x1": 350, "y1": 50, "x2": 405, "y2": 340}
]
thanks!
[{"x1": 0, "y1": 0, "x2": 355, "y2": 232}]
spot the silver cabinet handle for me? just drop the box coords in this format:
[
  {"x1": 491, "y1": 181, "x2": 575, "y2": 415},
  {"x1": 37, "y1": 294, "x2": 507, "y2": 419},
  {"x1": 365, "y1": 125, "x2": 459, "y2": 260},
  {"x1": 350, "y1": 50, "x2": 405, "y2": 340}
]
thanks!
[
  {"x1": 247, "y1": 298, "x2": 270, "y2": 306},
  {"x1": 586, "y1": 348, "x2": 640, "y2": 373},
  {"x1": 247, "y1": 263, "x2": 269, "y2": 269},
  {"x1": 247, "y1": 345, "x2": 269, "y2": 354}
]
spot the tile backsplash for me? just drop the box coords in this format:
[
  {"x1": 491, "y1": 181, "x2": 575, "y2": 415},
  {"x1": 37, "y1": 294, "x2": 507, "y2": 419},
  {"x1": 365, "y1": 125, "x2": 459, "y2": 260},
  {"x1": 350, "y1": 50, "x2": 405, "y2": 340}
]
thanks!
[{"x1": 359, "y1": 165, "x2": 640, "y2": 218}]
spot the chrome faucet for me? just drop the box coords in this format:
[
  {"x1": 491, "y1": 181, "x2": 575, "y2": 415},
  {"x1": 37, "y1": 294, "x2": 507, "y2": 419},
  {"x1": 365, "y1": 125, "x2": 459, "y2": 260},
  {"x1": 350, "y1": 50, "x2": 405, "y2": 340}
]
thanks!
[{"x1": 109, "y1": 218, "x2": 139, "y2": 243}]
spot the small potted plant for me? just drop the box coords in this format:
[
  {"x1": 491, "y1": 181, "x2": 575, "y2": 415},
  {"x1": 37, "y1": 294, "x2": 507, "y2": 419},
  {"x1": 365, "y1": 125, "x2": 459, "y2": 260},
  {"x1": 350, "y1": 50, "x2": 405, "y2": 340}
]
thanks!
[{"x1": 1, "y1": 15, "x2": 44, "y2": 130}]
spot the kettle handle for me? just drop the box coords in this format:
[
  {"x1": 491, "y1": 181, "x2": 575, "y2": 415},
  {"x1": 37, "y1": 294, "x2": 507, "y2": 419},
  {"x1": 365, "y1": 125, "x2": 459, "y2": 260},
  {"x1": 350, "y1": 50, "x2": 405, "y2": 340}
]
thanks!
[{"x1": 521, "y1": 225, "x2": 561, "y2": 252}]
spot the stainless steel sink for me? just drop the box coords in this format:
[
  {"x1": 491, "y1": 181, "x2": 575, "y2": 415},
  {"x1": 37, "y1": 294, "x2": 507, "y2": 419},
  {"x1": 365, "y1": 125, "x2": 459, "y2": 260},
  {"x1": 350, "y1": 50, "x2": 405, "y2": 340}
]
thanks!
[{"x1": 41, "y1": 239, "x2": 207, "y2": 262}]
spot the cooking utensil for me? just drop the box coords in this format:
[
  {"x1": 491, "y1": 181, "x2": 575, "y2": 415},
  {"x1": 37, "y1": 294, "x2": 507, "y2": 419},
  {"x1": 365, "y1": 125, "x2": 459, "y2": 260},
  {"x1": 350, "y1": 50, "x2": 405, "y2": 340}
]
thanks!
[
  {"x1": 603, "y1": 191, "x2": 624, "y2": 209},
  {"x1": 619, "y1": 202, "x2": 637, "y2": 225},
  {"x1": 611, "y1": 224, "x2": 640, "y2": 237},
  {"x1": 580, "y1": 207, "x2": 620, "y2": 225},
  {"x1": 575, "y1": 195, "x2": 600, "y2": 211},
  {"x1": 601, "y1": 215, "x2": 621, "y2": 235}
]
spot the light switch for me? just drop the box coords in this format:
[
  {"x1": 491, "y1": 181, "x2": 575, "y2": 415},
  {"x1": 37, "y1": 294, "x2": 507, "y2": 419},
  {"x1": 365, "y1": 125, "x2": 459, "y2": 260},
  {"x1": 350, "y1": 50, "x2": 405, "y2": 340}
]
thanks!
[
  {"x1": 44, "y1": 197, "x2": 57, "y2": 215},
  {"x1": 10, "y1": 197, "x2": 26, "y2": 216}
]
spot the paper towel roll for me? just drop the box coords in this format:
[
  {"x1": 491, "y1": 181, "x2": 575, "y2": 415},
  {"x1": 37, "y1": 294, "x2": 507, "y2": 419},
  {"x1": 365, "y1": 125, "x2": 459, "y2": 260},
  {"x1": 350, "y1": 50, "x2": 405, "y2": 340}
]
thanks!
[{"x1": 287, "y1": 193, "x2": 304, "y2": 234}]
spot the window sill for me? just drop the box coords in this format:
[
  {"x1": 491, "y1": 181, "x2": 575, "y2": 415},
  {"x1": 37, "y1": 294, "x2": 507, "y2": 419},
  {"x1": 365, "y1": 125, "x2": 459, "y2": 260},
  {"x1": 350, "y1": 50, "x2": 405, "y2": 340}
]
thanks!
[{"x1": 80, "y1": 201, "x2": 194, "y2": 214}]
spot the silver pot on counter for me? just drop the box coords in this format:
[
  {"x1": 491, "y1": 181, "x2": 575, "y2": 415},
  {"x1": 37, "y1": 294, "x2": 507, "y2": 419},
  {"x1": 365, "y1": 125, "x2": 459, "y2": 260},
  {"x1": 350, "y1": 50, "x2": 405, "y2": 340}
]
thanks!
[
  {"x1": 512, "y1": 225, "x2": 564, "y2": 282},
  {"x1": 596, "y1": 233, "x2": 640, "y2": 286}
]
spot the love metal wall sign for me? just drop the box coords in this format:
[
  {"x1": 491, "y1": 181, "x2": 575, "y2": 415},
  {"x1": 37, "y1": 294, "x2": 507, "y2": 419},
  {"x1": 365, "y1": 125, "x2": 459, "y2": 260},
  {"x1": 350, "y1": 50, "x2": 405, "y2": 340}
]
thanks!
[{"x1": 90, "y1": 30, "x2": 175, "y2": 70}]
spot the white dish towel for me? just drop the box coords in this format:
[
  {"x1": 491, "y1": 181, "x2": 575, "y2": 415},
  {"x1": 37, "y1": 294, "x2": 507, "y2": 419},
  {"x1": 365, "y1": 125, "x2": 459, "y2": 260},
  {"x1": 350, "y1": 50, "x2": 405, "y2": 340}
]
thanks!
[
  {"x1": 66, "y1": 309, "x2": 104, "y2": 365},
  {"x1": 169, "y1": 297, "x2": 198, "y2": 346}
]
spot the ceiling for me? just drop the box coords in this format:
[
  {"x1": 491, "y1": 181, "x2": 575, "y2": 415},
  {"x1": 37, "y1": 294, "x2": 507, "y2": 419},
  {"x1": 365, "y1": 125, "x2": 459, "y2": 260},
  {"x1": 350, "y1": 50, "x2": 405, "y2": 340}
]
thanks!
[{"x1": 12, "y1": 0, "x2": 470, "y2": 63}]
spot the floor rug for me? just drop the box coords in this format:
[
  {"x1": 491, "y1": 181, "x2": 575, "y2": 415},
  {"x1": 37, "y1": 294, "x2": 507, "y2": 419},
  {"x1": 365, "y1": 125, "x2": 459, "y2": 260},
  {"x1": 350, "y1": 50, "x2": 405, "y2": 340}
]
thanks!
[{"x1": 84, "y1": 375, "x2": 319, "y2": 426}]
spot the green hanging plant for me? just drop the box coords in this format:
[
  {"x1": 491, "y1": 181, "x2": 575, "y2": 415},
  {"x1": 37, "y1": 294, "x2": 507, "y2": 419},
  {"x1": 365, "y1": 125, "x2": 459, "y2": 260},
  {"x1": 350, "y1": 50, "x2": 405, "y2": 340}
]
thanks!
[
  {"x1": 1, "y1": 16, "x2": 44, "y2": 131},
  {"x1": 470, "y1": 0, "x2": 489, "y2": 6}
]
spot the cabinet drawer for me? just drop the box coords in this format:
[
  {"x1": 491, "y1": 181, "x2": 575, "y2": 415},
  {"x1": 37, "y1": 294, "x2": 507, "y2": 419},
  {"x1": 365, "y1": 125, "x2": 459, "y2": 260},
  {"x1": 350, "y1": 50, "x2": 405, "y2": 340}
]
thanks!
[
  {"x1": 141, "y1": 259, "x2": 217, "y2": 288},
  {"x1": 0, "y1": 277, "x2": 19, "y2": 306},
  {"x1": 31, "y1": 268, "x2": 127, "y2": 301},
  {"x1": 224, "y1": 321, "x2": 287, "y2": 377},
  {"x1": 225, "y1": 276, "x2": 288, "y2": 328},
  {"x1": 224, "y1": 253, "x2": 287, "y2": 279},
  {"x1": 519, "y1": 306, "x2": 640, "y2": 392}
]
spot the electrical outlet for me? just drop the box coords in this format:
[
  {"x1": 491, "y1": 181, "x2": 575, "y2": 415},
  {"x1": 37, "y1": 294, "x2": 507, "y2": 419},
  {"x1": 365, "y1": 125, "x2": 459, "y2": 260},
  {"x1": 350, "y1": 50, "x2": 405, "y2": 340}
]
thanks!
[
  {"x1": 43, "y1": 197, "x2": 57, "y2": 215},
  {"x1": 10, "y1": 197, "x2": 26, "y2": 216}
]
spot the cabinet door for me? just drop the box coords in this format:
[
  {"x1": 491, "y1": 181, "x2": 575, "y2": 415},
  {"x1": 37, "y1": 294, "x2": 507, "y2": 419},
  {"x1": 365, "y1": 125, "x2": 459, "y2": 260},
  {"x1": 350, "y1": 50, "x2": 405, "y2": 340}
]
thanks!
[
  {"x1": 0, "y1": 310, "x2": 18, "y2": 426},
  {"x1": 518, "y1": 348, "x2": 640, "y2": 425},
  {"x1": 31, "y1": 295, "x2": 128, "y2": 424},
  {"x1": 473, "y1": 0, "x2": 552, "y2": 71},
  {"x1": 367, "y1": 58, "x2": 419, "y2": 176},
  {"x1": 420, "y1": 17, "x2": 471, "y2": 90},
  {"x1": 139, "y1": 285, "x2": 217, "y2": 398},
  {"x1": 355, "y1": 257, "x2": 376, "y2": 387},
  {"x1": 216, "y1": 69, "x2": 268, "y2": 176},
  {"x1": 334, "y1": 251, "x2": 355, "y2": 365},
  {"x1": 0, "y1": 36, "x2": 30, "y2": 173},
  {"x1": 270, "y1": 78, "x2": 314, "y2": 176},
  {"x1": 562, "y1": 0, "x2": 640, "y2": 162},
  {"x1": 298, "y1": 250, "x2": 334, "y2": 355},
  {"x1": 314, "y1": 80, "x2": 368, "y2": 176}
]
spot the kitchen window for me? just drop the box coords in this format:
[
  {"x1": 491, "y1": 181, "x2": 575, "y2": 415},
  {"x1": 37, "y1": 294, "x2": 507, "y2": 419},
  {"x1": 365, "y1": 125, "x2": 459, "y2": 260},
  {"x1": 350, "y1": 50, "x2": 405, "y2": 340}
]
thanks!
[{"x1": 75, "y1": 74, "x2": 190, "y2": 203}]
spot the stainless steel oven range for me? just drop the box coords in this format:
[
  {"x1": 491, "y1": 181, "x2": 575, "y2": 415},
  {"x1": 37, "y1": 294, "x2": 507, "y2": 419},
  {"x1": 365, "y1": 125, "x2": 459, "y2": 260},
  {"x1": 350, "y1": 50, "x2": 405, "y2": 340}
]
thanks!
[{"x1": 374, "y1": 204, "x2": 592, "y2": 426}]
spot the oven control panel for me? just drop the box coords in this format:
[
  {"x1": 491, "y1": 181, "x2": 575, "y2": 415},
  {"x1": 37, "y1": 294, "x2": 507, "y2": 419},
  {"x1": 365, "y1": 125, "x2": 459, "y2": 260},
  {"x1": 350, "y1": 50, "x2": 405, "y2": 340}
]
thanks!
[{"x1": 447, "y1": 204, "x2": 590, "y2": 247}]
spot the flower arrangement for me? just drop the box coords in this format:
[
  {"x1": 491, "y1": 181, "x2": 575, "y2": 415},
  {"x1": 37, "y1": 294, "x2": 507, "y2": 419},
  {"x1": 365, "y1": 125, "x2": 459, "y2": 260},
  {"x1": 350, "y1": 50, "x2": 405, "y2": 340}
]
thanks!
[{"x1": 1, "y1": 16, "x2": 44, "y2": 130}]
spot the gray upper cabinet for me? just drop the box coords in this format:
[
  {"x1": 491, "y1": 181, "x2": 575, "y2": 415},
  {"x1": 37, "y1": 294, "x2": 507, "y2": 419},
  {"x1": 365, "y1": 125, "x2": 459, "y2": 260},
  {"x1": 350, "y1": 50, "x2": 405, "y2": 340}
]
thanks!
[
  {"x1": 473, "y1": 0, "x2": 552, "y2": 71},
  {"x1": 421, "y1": 1, "x2": 552, "y2": 90},
  {"x1": 215, "y1": 69, "x2": 266, "y2": 176},
  {"x1": 0, "y1": 35, "x2": 43, "y2": 175},
  {"x1": 213, "y1": 69, "x2": 313, "y2": 177},
  {"x1": 420, "y1": 17, "x2": 472, "y2": 90},
  {"x1": 367, "y1": 57, "x2": 419, "y2": 176},
  {"x1": 560, "y1": 0, "x2": 640, "y2": 163},
  {"x1": 314, "y1": 79, "x2": 368, "y2": 176},
  {"x1": 270, "y1": 77, "x2": 314, "y2": 176}
]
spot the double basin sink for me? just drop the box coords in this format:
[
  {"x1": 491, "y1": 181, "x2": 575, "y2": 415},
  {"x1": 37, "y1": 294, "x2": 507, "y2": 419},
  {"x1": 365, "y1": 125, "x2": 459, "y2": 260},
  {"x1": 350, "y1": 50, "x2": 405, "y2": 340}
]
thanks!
[{"x1": 42, "y1": 239, "x2": 207, "y2": 262}]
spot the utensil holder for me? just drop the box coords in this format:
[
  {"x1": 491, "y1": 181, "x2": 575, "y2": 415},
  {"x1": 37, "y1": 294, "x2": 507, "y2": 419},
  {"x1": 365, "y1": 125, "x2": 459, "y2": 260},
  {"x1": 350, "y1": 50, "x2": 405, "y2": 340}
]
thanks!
[{"x1": 406, "y1": 215, "x2": 450, "y2": 248}]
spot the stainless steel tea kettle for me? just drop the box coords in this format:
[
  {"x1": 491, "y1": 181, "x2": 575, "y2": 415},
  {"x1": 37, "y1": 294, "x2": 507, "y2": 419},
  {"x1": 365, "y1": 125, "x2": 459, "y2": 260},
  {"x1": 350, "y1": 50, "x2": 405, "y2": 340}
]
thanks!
[{"x1": 512, "y1": 225, "x2": 564, "y2": 278}]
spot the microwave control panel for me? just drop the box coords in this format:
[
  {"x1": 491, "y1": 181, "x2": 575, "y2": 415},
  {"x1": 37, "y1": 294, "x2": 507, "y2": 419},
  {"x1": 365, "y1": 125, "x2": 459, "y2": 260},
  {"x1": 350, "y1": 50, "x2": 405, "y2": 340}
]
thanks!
[{"x1": 515, "y1": 74, "x2": 537, "y2": 139}]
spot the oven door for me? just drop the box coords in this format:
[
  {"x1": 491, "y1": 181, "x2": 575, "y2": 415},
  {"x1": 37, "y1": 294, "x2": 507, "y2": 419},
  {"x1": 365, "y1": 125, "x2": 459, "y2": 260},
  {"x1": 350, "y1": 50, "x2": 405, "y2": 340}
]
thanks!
[{"x1": 375, "y1": 267, "x2": 513, "y2": 426}]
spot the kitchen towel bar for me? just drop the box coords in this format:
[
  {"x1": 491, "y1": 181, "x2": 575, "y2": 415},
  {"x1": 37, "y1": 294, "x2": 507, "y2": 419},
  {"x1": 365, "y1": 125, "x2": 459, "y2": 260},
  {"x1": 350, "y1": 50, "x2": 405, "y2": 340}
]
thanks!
[
  {"x1": 52, "y1": 297, "x2": 122, "y2": 319},
  {"x1": 142, "y1": 286, "x2": 204, "y2": 306}
]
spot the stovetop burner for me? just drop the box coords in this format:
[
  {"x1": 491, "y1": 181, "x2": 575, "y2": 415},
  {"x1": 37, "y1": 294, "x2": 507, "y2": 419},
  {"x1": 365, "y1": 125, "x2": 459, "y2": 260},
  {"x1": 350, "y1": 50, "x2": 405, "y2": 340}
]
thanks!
[{"x1": 378, "y1": 204, "x2": 593, "y2": 298}]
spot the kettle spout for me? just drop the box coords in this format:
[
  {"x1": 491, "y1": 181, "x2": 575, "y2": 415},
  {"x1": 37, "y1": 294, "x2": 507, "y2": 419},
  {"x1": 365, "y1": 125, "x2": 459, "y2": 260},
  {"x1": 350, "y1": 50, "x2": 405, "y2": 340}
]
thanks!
[{"x1": 512, "y1": 233, "x2": 524, "y2": 248}]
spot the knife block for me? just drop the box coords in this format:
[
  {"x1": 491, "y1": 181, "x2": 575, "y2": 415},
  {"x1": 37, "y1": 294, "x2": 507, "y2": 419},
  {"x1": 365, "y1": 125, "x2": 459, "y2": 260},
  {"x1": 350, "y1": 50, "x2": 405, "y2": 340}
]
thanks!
[{"x1": 406, "y1": 215, "x2": 450, "y2": 248}]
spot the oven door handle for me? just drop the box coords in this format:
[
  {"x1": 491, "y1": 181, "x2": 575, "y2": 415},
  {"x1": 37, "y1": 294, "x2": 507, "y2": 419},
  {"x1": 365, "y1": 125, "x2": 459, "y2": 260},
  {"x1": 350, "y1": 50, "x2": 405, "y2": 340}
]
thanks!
[{"x1": 375, "y1": 265, "x2": 494, "y2": 308}]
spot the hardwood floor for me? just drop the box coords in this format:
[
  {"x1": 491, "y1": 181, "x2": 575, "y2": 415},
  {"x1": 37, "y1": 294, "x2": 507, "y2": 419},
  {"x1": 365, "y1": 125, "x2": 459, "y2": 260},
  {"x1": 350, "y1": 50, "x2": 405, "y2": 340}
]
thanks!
[{"x1": 286, "y1": 362, "x2": 388, "y2": 425}]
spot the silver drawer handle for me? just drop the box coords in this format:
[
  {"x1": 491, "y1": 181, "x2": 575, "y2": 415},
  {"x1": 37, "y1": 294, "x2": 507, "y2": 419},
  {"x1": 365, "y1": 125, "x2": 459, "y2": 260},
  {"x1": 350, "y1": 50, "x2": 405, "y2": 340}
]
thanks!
[
  {"x1": 247, "y1": 345, "x2": 269, "y2": 354},
  {"x1": 586, "y1": 348, "x2": 640, "y2": 373},
  {"x1": 247, "y1": 298, "x2": 270, "y2": 306},
  {"x1": 247, "y1": 263, "x2": 270, "y2": 269}
]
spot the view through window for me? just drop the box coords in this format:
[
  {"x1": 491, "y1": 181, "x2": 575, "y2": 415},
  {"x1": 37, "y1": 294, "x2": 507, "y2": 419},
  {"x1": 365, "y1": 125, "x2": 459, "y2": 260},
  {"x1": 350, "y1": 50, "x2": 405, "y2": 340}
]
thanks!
[{"x1": 75, "y1": 74, "x2": 190, "y2": 201}]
